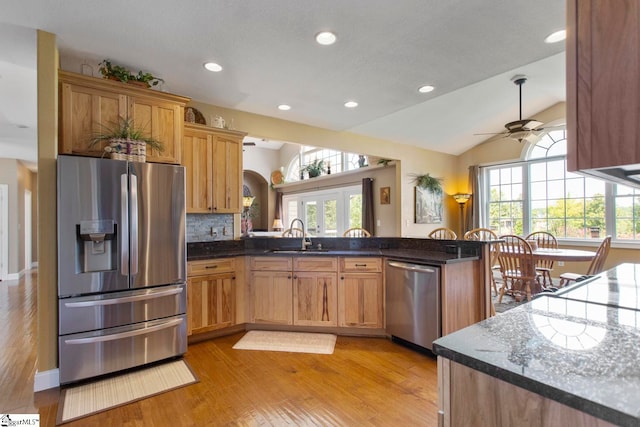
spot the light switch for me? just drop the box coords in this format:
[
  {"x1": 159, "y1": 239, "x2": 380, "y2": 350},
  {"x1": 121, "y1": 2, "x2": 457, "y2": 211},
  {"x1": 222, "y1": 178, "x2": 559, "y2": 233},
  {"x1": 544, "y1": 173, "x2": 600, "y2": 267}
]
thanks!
[{"x1": 377, "y1": 219, "x2": 381, "y2": 227}]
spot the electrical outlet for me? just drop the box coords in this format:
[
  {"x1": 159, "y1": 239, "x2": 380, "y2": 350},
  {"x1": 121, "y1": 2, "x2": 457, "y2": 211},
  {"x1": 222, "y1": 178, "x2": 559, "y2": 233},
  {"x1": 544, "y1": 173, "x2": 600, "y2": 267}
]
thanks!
[
  {"x1": 558, "y1": 261, "x2": 565, "y2": 266},
  {"x1": 210, "y1": 227, "x2": 218, "y2": 237}
]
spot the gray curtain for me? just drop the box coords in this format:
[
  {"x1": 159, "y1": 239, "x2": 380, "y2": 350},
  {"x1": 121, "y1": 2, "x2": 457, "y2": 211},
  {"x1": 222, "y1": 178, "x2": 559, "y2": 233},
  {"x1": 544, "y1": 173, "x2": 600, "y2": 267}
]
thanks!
[
  {"x1": 467, "y1": 165, "x2": 481, "y2": 229},
  {"x1": 362, "y1": 178, "x2": 374, "y2": 235}
]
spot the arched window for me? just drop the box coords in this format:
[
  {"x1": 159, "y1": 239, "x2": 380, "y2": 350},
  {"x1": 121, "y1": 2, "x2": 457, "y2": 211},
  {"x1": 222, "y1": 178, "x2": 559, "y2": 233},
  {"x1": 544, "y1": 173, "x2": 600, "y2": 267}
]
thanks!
[{"x1": 284, "y1": 146, "x2": 363, "y2": 182}]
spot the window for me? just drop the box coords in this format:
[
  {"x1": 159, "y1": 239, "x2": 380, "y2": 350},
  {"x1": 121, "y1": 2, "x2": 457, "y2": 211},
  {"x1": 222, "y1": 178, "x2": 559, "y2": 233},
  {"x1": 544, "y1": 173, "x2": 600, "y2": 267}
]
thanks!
[
  {"x1": 484, "y1": 128, "x2": 640, "y2": 242},
  {"x1": 285, "y1": 146, "x2": 363, "y2": 182},
  {"x1": 282, "y1": 185, "x2": 361, "y2": 237}
]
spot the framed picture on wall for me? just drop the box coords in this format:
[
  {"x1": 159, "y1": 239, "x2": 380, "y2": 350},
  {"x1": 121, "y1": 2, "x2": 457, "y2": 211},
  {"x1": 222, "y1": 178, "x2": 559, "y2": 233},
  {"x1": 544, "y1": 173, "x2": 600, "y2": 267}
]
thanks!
[
  {"x1": 380, "y1": 187, "x2": 390, "y2": 204},
  {"x1": 415, "y1": 186, "x2": 443, "y2": 224}
]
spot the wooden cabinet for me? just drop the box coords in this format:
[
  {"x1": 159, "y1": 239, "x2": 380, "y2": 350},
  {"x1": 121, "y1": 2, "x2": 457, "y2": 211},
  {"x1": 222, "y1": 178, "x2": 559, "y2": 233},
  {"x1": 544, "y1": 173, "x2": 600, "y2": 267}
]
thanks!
[
  {"x1": 183, "y1": 123, "x2": 246, "y2": 213},
  {"x1": 250, "y1": 257, "x2": 293, "y2": 324},
  {"x1": 187, "y1": 259, "x2": 235, "y2": 335},
  {"x1": 567, "y1": 0, "x2": 640, "y2": 174},
  {"x1": 58, "y1": 70, "x2": 189, "y2": 164},
  {"x1": 438, "y1": 358, "x2": 615, "y2": 426},
  {"x1": 338, "y1": 258, "x2": 383, "y2": 328},
  {"x1": 293, "y1": 257, "x2": 338, "y2": 327}
]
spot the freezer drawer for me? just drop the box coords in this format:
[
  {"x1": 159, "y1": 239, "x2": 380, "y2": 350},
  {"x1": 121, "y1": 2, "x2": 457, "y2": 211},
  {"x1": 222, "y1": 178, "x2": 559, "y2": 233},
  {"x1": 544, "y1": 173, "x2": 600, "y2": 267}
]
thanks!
[
  {"x1": 59, "y1": 284, "x2": 186, "y2": 335},
  {"x1": 58, "y1": 314, "x2": 187, "y2": 384}
]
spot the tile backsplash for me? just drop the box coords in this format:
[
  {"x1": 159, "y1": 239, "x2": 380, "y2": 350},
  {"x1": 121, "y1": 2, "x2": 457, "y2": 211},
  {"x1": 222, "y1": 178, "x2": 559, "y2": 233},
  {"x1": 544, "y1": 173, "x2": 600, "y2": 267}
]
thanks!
[{"x1": 186, "y1": 214, "x2": 234, "y2": 242}]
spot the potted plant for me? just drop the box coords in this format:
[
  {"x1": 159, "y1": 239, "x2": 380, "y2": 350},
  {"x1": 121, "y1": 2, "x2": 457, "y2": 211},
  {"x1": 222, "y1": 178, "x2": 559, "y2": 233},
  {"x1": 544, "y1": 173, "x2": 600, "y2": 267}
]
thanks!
[
  {"x1": 89, "y1": 116, "x2": 163, "y2": 162},
  {"x1": 411, "y1": 173, "x2": 443, "y2": 195},
  {"x1": 302, "y1": 159, "x2": 326, "y2": 178},
  {"x1": 98, "y1": 60, "x2": 164, "y2": 88}
]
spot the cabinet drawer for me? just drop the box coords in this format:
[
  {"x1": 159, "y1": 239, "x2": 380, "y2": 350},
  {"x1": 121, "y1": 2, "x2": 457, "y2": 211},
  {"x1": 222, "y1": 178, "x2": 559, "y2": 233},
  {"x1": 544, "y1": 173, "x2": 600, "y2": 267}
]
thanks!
[
  {"x1": 294, "y1": 257, "x2": 338, "y2": 272},
  {"x1": 188, "y1": 258, "x2": 235, "y2": 276},
  {"x1": 340, "y1": 257, "x2": 382, "y2": 273},
  {"x1": 250, "y1": 256, "x2": 293, "y2": 271}
]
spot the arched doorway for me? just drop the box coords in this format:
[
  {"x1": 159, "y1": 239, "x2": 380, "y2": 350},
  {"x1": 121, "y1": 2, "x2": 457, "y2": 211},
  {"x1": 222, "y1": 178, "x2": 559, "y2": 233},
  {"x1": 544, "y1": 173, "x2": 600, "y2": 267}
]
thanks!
[{"x1": 243, "y1": 170, "x2": 269, "y2": 231}]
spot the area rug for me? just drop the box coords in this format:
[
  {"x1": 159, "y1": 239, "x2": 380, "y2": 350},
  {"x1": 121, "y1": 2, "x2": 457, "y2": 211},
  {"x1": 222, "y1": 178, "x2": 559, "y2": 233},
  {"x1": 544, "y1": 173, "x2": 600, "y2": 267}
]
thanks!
[
  {"x1": 233, "y1": 330, "x2": 337, "y2": 354},
  {"x1": 56, "y1": 359, "x2": 198, "y2": 425}
]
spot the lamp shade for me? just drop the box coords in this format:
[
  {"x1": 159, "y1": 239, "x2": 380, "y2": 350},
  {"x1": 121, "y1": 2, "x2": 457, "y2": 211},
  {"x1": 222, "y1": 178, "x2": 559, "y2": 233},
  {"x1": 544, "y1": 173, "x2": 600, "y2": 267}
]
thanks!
[
  {"x1": 242, "y1": 196, "x2": 255, "y2": 208},
  {"x1": 272, "y1": 218, "x2": 284, "y2": 231},
  {"x1": 453, "y1": 193, "x2": 471, "y2": 205}
]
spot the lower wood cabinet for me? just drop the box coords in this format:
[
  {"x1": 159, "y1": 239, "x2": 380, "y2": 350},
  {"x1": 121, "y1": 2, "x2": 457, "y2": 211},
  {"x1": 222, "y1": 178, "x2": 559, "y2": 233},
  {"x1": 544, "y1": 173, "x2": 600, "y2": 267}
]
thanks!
[
  {"x1": 187, "y1": 259, "x2": 235, "y2": 335},
  {"x1": 338, "y1": 258, "x2": 383, "y2": 328},
  {"x1": 250, "y1": 270, "x2": 293, "y2": 324},
  {"x1": 293, "y1": 271, "x2": 337, "y2": 327}
]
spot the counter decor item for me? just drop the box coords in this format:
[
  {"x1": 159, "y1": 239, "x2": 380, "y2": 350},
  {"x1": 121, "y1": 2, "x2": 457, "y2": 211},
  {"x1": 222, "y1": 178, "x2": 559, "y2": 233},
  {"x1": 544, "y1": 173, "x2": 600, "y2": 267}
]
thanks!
[
  {"x1": 302, "y1": 159, "x2": 326, "y2": 178},
  {"x1": 270, "y1": 170, "x2": 284, "y2": 185},
  {"x1": 89, "y1": 116, "x2": 163, "y2": 162},
  {"x1": 98, "y1": 60, "x2": 164, "y2": 88},
  {"x1": 185, "y1": 107, "x2": 206, "y2": 124}
]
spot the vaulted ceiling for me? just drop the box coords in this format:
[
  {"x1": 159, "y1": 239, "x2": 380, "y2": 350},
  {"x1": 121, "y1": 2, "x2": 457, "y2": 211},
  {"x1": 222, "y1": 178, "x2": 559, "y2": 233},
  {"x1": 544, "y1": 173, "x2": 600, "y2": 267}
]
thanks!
[{"x1": 1, "y1": 0, "x2": 566, "y2": 167}]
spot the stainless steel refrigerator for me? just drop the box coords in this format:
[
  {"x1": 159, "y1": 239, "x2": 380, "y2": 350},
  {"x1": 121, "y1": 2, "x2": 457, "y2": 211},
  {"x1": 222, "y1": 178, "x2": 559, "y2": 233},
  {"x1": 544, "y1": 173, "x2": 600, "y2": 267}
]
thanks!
[{"x1": 57, "y1": 155, "x2": 187, "y2": 384}]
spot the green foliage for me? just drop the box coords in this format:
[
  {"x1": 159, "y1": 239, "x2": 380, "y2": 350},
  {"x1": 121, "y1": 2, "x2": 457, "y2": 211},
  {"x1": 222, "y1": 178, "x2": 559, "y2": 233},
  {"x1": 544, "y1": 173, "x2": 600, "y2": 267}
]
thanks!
[
  {"x1": 302, "y1": 159, "x2": 326, "y2": 177},
  {"x1": 89, "y1": 116, "x2": 163, "y2": 152},
  {"x1": 411, "y1": 173, "x2": 443, "y2": 195},
  {"x1": 98, "y1": 60, "x2": 164, "y2": 87},
  {"x1": 377, "y1": 158, "x2": 393, "y2": 166}
]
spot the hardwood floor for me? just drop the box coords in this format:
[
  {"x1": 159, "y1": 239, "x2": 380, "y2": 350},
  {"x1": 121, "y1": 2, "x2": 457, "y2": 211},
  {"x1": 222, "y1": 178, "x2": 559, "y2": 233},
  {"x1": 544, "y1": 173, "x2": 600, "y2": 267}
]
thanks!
[{"x1": 1, "y1": 271, "x2": 440, "y2": 426}]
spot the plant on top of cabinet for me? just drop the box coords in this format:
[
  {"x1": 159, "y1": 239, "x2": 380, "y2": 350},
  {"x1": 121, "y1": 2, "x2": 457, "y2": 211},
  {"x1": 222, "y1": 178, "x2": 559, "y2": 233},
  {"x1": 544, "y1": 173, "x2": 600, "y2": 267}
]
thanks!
[
  {"x1": 302, "y1": 159, "x2": 326, "y2": 178},
  {"x1": 98, "y1": 60, "x2": 164, "y2": 88}
]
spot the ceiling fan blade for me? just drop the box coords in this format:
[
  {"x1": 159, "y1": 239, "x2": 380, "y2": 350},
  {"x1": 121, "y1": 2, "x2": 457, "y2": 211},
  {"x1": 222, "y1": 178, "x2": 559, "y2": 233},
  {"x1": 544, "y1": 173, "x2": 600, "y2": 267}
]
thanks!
[{"x1": 473, "y1": 131, "x2": 508, "y2": 136}]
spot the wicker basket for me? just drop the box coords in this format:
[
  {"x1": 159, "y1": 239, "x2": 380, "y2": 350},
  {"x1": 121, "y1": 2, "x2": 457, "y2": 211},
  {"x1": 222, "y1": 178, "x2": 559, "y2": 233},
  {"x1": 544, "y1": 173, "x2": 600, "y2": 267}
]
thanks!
[{"x1": 108, "y1": 138, "x2": 146, "y2": 162}]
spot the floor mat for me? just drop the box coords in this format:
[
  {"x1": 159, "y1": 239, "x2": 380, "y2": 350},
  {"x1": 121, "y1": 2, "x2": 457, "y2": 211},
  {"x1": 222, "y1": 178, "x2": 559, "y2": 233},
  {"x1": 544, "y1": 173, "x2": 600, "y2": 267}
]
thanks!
[
  {"x1": 57, "y1": 359, "x2": 197, "y2": 425},
  {"x1": 233, "y1": 330, "x2": 337, "y2": 354}
]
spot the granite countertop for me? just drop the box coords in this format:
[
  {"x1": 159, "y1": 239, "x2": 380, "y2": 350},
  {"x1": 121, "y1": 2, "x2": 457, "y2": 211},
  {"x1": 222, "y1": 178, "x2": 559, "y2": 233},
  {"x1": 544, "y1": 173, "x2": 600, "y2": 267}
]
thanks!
[
  {"x1": 433, "y1": 262, "x2": 640, "y2": 427},
  {"x1": 187, "y1": 246, "x2": 477, "y2": 265}
]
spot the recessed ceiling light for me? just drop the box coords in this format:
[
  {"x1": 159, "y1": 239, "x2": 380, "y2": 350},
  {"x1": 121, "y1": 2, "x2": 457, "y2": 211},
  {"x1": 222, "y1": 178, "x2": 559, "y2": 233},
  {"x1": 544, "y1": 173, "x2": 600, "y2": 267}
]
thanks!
[
  {"x1": 344, "y1": 101, "x2": 358, "y2": 108},
  {"x1": 418, "y1": 85, "x2": 435, "y2": 93},
  {"x1": 315, "y1": 31, "x2": 337, "y2": 46},
  {"x1": 544, "y1": 30, "x2": 566, "y2": 44},
  {"x1": 203, "y1": 62, "x2": 223, "y2": 72},
  {"x1": 278, "y1": 104, "x2": 291, "y2": 111}
]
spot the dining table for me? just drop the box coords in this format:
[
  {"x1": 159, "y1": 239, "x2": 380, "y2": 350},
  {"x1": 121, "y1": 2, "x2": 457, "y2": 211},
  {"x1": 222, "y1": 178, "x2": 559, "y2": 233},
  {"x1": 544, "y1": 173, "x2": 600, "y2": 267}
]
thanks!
[{"x1": 530, "y1": 248, "x2": 596, "y2": 263}]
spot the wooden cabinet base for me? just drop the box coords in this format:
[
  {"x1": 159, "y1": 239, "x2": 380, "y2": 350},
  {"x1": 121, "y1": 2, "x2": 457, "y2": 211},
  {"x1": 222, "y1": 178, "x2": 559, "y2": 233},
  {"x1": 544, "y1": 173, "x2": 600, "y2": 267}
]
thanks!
[{"x1": 438, "y1": 358, "x2": 614, "y2": 427}]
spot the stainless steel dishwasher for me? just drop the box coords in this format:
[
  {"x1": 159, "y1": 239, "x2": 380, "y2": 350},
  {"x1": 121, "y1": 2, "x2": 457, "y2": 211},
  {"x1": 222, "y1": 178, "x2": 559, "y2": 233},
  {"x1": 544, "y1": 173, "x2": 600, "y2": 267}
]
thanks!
[{"x1": 385, "y1": 260, "x2": 440, "y2": 351}]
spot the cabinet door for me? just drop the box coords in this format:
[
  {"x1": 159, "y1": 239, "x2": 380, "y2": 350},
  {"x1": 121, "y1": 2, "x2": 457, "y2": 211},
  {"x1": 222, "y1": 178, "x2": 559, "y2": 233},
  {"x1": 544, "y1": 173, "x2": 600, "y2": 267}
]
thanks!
[
  {"x1": 187, "y1": 273, "x2": 235, "y2": 335},
  {"x1": 338, "y1": 273, "x2": 383, "y2": 328},
  {"x1": 59, "y1": 81, "x2": 126, "y2": 156},
  {"x1": 129, "y1": 95, "x2": 183, "y2": 164},
  {"x1": 250, "y1": 271, "x2": 293, "y2": 324},
  {"x1": 212, "y1": 134, "x2": 243, "y2": 213},
  {"x1": 293, "y1": 272, "x2": 337, "y2": 326},
  {"x1": 183, "y1": 128, "x2": 213, "y2": 213}
]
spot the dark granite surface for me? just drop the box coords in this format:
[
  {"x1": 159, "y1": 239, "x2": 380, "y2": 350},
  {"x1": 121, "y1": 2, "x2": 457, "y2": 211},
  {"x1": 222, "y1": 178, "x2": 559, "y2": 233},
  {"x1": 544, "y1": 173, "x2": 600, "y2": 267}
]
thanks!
[
  {"x1": 187, "y1": 237, "x2": 482, "y2": 264},
  {"x1": 433, "y1": 262, "x2": 640, "y2": 427}
]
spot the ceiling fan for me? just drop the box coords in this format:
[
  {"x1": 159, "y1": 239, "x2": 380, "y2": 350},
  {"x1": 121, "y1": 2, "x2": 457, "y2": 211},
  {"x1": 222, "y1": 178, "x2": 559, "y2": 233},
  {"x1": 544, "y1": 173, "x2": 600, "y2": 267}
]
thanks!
[{"x1": 475, "y1": 74, "x2": 548, "y2": 143}]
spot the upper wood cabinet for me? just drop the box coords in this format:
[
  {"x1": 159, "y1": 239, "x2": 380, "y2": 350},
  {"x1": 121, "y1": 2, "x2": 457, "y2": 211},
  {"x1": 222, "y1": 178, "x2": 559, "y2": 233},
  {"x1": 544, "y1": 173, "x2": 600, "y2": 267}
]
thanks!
[
  {"x1": 183, "y1": 123, "x2": 246, "y2": 213},
  {"x1": 58, "y1": 70, "x2": 190, "y2": 164},
  {"x1": 566, "y1": 0, "x2": 640, "y2": 173}
]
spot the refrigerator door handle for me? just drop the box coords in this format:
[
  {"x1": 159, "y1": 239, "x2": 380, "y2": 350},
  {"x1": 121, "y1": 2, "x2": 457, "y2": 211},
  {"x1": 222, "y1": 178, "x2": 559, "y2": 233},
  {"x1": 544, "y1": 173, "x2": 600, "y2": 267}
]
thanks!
[
  {"x1": 130, "y1": 173, "x2": 139, "y2": 275},
  {"x1": 121, "y1": 174, "x2": 129, "y2": 276},
  {"x1": 63, "y1": 286, "x2": 184, "y2": 308},
  {"x1": 63, "y1": 317, "x2": 184, "y2": 345}
]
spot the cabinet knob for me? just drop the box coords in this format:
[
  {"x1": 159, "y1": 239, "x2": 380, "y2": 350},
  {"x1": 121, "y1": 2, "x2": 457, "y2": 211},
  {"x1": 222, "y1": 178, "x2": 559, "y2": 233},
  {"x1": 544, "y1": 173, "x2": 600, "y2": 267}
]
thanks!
[
  {"x1": 208, "y1": 206, "x2": 212, "y2": 211},
  {"x1": 288, "y1": 275, "x2": 292, "y2": 279},
  {"x1": 340, "y1": 276, "x2": 344, "y2": 280}
]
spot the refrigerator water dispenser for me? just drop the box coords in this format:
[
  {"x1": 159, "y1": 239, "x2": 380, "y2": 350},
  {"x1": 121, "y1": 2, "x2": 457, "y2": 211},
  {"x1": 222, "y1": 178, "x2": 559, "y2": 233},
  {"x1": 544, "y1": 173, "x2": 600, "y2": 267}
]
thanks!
[{"x1": 78, "y1": 220, "x2": 116, "y2": 272}]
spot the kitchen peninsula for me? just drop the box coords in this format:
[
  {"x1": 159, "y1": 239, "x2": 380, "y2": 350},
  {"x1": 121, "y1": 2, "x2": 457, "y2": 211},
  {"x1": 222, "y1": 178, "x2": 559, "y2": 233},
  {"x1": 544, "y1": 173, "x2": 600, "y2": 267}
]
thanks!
[
  {"x1": 434, "y1": 263, "x2": 640, "y2": 427},
  {"x1": 186, "y1": 236, "x2": 493, "y2": 341}
]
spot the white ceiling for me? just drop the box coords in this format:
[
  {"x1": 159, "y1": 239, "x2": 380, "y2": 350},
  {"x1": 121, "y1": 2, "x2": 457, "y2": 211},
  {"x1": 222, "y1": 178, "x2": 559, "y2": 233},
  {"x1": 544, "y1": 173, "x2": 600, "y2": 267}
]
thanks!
[{"x1": 0, "y1": 0, "x2": 566, "y2": 168}]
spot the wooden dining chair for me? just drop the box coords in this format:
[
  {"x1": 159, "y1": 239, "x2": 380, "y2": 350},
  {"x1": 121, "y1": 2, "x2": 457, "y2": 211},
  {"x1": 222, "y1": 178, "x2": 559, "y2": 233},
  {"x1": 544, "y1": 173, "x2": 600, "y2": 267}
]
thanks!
[
  {"x1": 496, "y1": 235, "x2": 542, "y2": 303},
  {"x1": 525, "y1": 231, "x2": 558, "y2": 287},
  {"x1": 428, "y1": 227, "x2": 457, "y2": 240},
  {"x1": 343, "y1": 227, "x2": 371, "y2": 237},
  {"x1": 464, "y1": 228, "x2": 500, "y2": 295},
  {"x1": 282, "y1": 228, "x2": 305, "y2": 237},
  {"x1": 558, "y1": 236, "x2": 612, "y2": 288}
]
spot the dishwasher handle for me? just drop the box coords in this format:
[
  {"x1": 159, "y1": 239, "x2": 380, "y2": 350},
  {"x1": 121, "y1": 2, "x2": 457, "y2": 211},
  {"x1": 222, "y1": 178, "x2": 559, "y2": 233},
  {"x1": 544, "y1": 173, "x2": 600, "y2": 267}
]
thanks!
[{"x1": 387, "y1": 261, "x2": 437, "y2": 274}]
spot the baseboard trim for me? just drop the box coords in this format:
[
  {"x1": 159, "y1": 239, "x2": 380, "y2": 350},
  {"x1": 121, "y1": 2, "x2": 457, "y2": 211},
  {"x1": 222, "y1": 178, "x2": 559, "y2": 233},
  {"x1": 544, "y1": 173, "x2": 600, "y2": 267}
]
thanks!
[{"x1": 34, "y1": 368, "x2": 59, "y2": 391}]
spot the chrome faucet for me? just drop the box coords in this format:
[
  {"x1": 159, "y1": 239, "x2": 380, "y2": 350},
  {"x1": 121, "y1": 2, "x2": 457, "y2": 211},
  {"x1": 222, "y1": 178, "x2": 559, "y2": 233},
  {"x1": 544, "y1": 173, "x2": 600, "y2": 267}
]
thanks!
[{"x1": 289, "y1": 218, "x2": 312, "y2": 250}]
